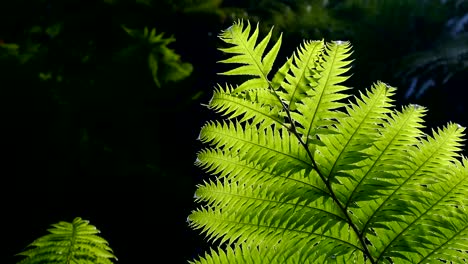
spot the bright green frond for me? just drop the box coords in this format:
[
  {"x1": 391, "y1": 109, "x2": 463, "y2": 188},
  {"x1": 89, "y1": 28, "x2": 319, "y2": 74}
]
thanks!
[
  {"x1": 195, "y1": 148, "x2": 328, "y2": 196},
  {"x1": 315, "y1": 81, "x2": 396, "y2": 194},
  {"x1": 344, "y1": 104, "x2": 427, "y2": 231},
  {"x1": 277, "y1": 40, "x2": 324, "y2": 110},
  {"x1": 207, "y1": 84, "x2": 285, "y2": 130},
  {"x1": 271, "y1": 56, "x2": 293, "y2": 91},
  {"x1": 190, "y1": 243, "x2": 366, "y2": 264},
  {"x1": 362, "y1": 123, "x2": 465, "y2": 260},
  {"x1": 16, "y1": 217, "x2": 116, "y2": 264},
  {"x1": 198, "y1": 120, "x2": 312, "y2": 175},
  {"x1": 218, "y1": 19, "x2": 282, "y2": 93},
  {"x1": 189, "y1": 201, "x2": 362, "y2": 261},
  {"x1": 191, "y1": 176, "x2": 348, "y2": 235},
  {"x1": 245, "y1": 88, "x2": 284, "y2": 108},
  {"x1": 374, "y1": 157, "x2": 468, "y2": 263},
  {"x1": 190, "y1": 19, "x2": 468, "y2": 264},
  {"x1": 292, "y1": 41, "x2": 353, "y2": 145}
]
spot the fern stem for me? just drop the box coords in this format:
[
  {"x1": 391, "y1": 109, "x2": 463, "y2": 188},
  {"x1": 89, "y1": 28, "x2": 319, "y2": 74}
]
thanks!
[
  {"x1": 269, "y1": 82, "x2": 376, "y2": 264},
  {"x1": 66, "y1": 222, "x2": 77, "y2": 264},
  {"x1": 301, "y1": 137, "x2": 376, "y2": 264}
]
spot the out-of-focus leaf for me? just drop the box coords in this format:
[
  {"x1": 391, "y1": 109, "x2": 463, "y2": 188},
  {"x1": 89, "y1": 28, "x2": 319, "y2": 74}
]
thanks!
[
  {"x1": 148, "y1": 52, "x2": 161, "y2": 87},
  {"x1": 148, "y1": 45, "x2": 193, "y2": 88},
  {"x1": 123, "y1": 25, "x2": 192, "y2": 87}
]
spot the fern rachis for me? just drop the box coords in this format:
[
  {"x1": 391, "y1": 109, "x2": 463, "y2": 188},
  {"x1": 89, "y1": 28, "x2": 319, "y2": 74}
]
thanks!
[{"x1": 188, "y1": 19, "x2": 468, "y2": 263}]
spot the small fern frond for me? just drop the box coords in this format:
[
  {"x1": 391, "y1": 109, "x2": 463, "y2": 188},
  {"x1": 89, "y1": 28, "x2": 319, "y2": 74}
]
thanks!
[
  {"x1": 16, "y1": 217, "x2": 116, "y2": 264},
  {"x1": 218, "y1": 19, "x2": 282, "y2": 93}
]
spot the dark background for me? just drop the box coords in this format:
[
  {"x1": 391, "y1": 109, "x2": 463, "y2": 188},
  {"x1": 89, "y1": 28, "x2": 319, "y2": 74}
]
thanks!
[{"x1": 1, "y1": 0, "x2": 467, "y2": 263}]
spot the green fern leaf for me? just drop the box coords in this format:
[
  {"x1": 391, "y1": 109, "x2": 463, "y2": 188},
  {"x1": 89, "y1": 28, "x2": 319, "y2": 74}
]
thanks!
[
  {"x1": 314, "y1": 81, "x2": 397, "y2": 204},
  {"x1": 219, "y1": 19, "x2": 282, "y2": 93},
  {"x1": 292, "y1": 41, "x2": 353, "y2": 144},
  {"x1": 277, "y1": 39, "x2": 324, "y2": 110},
  {"x1": 207, "y1": 84, "x2": 285, "y2": 130},
  {"x1": 198, "y1": 120, "x2": 312, "y2": 175},
  {"x1": 16, "y1": 217, "x2": 117, "y2": 264},
  {"x1": 189, "y1": 19, "x2": 468, "y2": 264}
]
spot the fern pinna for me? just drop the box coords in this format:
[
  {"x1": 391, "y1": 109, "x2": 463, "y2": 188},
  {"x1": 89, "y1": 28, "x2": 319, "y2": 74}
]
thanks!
[{"x1": 188, "y1": 19, "x2": 468, "y2": 263}]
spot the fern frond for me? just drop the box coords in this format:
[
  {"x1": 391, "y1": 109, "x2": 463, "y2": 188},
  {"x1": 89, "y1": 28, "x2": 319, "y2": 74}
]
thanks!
[
  {"x1": 373, "y1": 157, "x2": 468, "y2": 263},
  {"x1": 16, "y1": 217, "x2": 116, "y2": 264},
  {"x1": 195, "y1": 148, "x2": 328, "y2": 195},
  {"x1": 344, "y1": 103, "x2": 427, "y2": 210},
  {"x1": 198, "y1": 120, "x2": 312, "y2": 175},
  {"x1": 190, "y1": 243, "x2": 366, "y2": 264},
  {"x1": 292, "y1": 40, "x2": 353, "y2": 144},
  {"x1": 362, "y1": 123, "x2": 466, "y2": 261},
  {"x1": 218, "y1": 19, "x2": 282, "y2": 93},
  {"x1": 277, "y1": 40, "x2": 324, "y2": 110},
  {"x1": 190, "y1": 19, "x2": 468, "y2": 264},
  {"x1": 207, "y1": 84, "x2": 285, "y2": 130},
  {"x1": 315, "y1": 81, "x2": 396, "y2": 190},
  {"x1": 189, "y1": 200, "x2": 362, "y2": 261}
]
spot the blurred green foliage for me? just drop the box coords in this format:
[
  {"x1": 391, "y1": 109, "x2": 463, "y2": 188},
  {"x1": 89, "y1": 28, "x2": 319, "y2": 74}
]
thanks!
[
  {"x1": 121, "y1": 26, "x2": 193, "y2": 87},
  {"x1": 0, "y1": 0, "x2": 223, "y2": 188}
]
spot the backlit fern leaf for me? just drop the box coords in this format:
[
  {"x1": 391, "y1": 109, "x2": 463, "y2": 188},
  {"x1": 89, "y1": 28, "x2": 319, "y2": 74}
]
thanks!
[
  {"x1": 218, "y1": 19, "x2": 282, "y2": 93},
  {"x1": 207, "y1": 84, "x2": 285, "y2": 130},
  {"x1": 189, "y1": 20, "x2": 468, "y2": 264}
]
